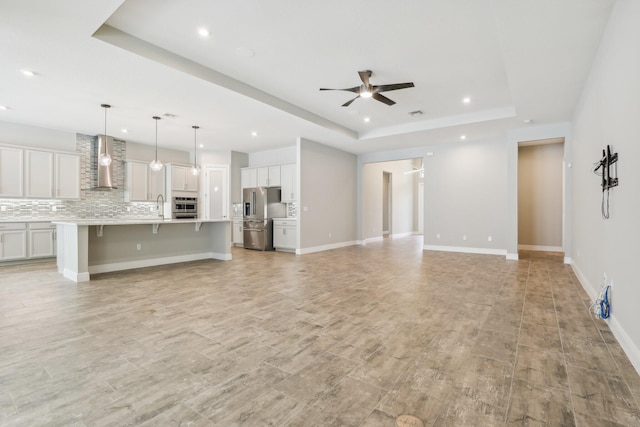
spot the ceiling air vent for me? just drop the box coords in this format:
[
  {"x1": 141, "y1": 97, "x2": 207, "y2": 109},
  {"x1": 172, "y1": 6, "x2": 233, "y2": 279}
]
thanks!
[{"x1": 409, "y1": 110, "x2": 423, "y2": 117}]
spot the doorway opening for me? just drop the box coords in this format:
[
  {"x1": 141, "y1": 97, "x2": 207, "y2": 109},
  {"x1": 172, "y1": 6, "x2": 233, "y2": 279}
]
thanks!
[
  {"x1": 517, "y1": 138, "x2": 564, "y2": 253},
  {"x1": 204, "y1": 165, "x2": 228, "y2": 220}
]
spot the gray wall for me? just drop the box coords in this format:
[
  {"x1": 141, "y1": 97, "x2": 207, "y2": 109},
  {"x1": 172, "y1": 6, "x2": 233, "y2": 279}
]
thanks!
[
  {"x1": 423, "y1": 139, "x2": 507, "y2": 252},
  {"x1": 518, "y1": 143, "x2": 563, "y2": 248},
  {"x1": 571, "y1": 0, "x2": 640, "y2": 370},
  {"x1": 230, "y1": 151, "x2": 249, "y2": 204},
  {"x1": 362, "y1": 159, "x2": 416, "y2": 240},
  {"x1": 299, "y1": 138, "x2": 357, "y2": 250}
]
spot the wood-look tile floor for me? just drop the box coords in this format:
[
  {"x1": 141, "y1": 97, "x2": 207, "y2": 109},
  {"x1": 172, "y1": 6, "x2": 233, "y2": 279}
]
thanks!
[{"x1": 1, "y1": 236, "x2": 639, "y2": 426}]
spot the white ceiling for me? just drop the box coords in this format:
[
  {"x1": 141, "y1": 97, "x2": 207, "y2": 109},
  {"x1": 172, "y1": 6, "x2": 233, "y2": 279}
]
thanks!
[{"x1": 0, "y1": 0, "x2": 614, "y2": 155}]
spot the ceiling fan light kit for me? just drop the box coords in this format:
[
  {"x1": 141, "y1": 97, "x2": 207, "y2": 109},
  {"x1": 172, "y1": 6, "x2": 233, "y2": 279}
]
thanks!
[{"x1": 320, "y1": 70, "x2": 414, "y2": 107}]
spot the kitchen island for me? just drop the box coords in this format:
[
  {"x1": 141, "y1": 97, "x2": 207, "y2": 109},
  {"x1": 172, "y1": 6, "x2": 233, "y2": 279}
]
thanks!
[{"x1": 53, "y1": 218, "x2": 231, "y2": 282}]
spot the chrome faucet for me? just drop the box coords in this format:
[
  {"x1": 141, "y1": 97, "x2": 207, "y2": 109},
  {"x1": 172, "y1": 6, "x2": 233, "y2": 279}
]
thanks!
[{"x1": 156, "y1": 194, "x2": 165, "y2": 220}]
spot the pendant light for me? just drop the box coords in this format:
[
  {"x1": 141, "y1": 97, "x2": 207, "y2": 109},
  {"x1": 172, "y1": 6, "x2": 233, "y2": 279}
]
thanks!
[
  {"x1": 191, "y1": 125, "x2": 200, "y2": 176},
  {"x1": 98, "y1": 104, "x2": 112, "y2": 166},
  {"x1": 149, "y1": 116, "x2": 163, "y2": 171}
]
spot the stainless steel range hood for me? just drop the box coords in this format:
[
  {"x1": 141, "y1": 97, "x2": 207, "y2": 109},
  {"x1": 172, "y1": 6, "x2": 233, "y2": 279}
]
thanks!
[{"x1": 93, "y1": 134, "x2": 117, "y2": 190}]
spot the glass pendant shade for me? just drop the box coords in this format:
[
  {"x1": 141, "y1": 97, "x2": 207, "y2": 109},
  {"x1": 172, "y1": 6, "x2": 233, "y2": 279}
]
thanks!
[
  {"x1": 191, "y1": 125, "x2": 200, "y2": 176},
  {"x1": 150, "y1": 116, "x2": 163, "y2": 171},
  {"x1": 100, "y1": 104, "x2": 112, "y2": 166}
]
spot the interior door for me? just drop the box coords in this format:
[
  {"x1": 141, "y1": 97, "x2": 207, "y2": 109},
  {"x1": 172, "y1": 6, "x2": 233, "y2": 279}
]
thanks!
[{"x1": 204, "y1": 166, "x2": 228, "y2": 219}]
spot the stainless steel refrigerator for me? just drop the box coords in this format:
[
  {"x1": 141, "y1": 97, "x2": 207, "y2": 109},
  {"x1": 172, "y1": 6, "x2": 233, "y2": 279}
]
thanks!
[{"x1": 243, "y1": 187, "x2": 286, "y2": 250}]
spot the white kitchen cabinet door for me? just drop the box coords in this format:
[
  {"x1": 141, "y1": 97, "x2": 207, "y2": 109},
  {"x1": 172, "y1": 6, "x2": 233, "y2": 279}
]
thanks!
[
  {"x1": 274, "y1": 223, "x2": 296, "y2": 250},
  {"x1": 54, "y1": 153, "x2": 80, "y2": 199},
  {"x1": 25, "y1": 150, "x2": 54, "y2": 198},
  {"x1": 241, "y1": 168, "x2": 257, "y2": 189},
  {"x1": 28, "y1": 225, "x2": 56, "y2": 258},
  {"x1": 0, "y1": 147, "x2": 24, "y2": 197},
  {"x1": 280, "y1": 163, "x2": 296, "y2": 202},
  {"x1": 232, "y1": 220, "x2": 243, "y2": 245},
  {"x1": 0, "y1": 224, "x2": 27, "y2": 261},
  {"x1": 126, "y1": 161, "x2": 149, "y2": 201},
  {"x1": 267, "y1": 165, "x2": 281, "y2": 187},
  {"x1": 256, "y1": 167, "x2": 269, "y2": 187},
  {"x1": 171, "y1": 165, "x2": 186, "y2": 191},
  {"x1": 184, "y1": 169, "x2": 198, "y2": 192},
  {"x1": 148, "y1": 168, "x2": 166, "y2": 200}
]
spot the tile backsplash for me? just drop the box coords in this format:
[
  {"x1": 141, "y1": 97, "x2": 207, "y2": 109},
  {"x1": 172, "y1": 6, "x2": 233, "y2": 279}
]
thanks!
[{"x1": 0, "y1": 133, "x2": 161, "y2": 221}]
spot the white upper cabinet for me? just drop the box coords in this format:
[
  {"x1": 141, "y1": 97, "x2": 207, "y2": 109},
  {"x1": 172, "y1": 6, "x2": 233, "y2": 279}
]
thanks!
[
  {"x1": 244, "y1": 165, "x2": 282, "y2": 188},
  {"x1": 0, "y1": 147, "x2": 24, "y2": 197},
  {"x1": 148, "y1": 168, "x2": 166, "y2": 200},
  {"x1": 54, "y1": 153, "x2": 80, "y2": 199},
  {"x1": 241, "y1": 168, "x2": 257, "y2": 189},
  {"x1": 125, "y1": 160, "x2": 166, "y2": 202},
  {"x1": 171, "y1": 165, "x2": 198, "y2": 192},
  {"x1": 25, "y1": 150, "x2": 54, "y2": 198},
  {"x1": 280, "y1": 163, "x2": 297, "y2": 202}
]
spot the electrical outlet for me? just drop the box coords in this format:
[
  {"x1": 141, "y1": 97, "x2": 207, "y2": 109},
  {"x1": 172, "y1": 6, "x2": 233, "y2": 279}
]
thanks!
[
  {"x1": 136, "y1": 243, "x2": 142, "y2": 251},
  {"x1": 436, "y1": 233, "x2": 440, "y2": 239},
  {"x1": 149, "y1": 206, "x2": 155, "y2": 212},
  {"x1": 487, "y1": 236, "x2": 492, "y2": 242},
  {"x1": 126, "y1": 206, "x2": 131, "y2": 212},
  {"x1": 1, "y1": 206, "x2": 6, "y2": 212},
  {"x1": 328, "y1": 233, "x2": 332, "y2": 238},
  {"x1": 51, "y1": 205, "x2": 57, "y2": 212},
  {"x1": 462, "y1": 235, "x2": 467, "y2": 241}
]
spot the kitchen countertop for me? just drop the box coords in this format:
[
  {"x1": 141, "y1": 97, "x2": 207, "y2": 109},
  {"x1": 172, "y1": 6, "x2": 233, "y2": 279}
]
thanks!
[
  {"x1": 52, "y1": 218, "x2": 230, "y2": 226},
  {"x1": 272, "y1": 217, "x2": 297, "y2": 220}
]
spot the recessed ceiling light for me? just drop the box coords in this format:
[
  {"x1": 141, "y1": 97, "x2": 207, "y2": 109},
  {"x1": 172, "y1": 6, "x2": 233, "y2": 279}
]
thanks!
[
  {"x1": 460, "y1": 135, "x2": 467, "y2": 140},
  {"x1": 462, "y1": 97, "x2": 471, "y2": 104},
  {"x1": 21, "y1": 69, "x2": 35, "y2": 77},
  {"x1": 199, "y1": 144, "x2": 204, "y2": 148},
  {"x1": 0, "y1": 105, "x2": 8, "y2": 111},
  {"x1": 363, "y1": 117, "x2": 370, "y2": 123},
  {"x1": 251, "y1": 131, "x2": 257, "y2": 137},
  {"x1": 523, "y1": 119, "x2": 533, "y2": 124},
  {"x1": 197, "y1": 28, "x2": 210, "y2": 37},
  {"x1": 121, "y1": 128, "x2": 128, "y2": 133},
  {"x1": 235, "y1": 47, "x2": 255, "y2": 58}
]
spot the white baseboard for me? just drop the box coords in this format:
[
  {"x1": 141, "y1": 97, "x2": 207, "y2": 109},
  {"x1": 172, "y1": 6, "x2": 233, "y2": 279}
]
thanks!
[
  {"x1": 297, "y1": 241, "x2": 358, "y2": 255},
  {"x1": 423, "y1": 245, "x2": 507, "y2": 256},
  {"x1": 506, "y1": 253, "x2": 519, "y2": 260},
  {"x1": 518, "y1": 244, "x2": 563, "y2": 252},
  {"x1": 363, "y1": 236, "x2": 384, "y2": 244},
  {"x1": 571, "y1": 261, "x2": 640, "y2": 376},
  {"x1": 391, "y1": 232, "x2": 414, "y2": 239},
  {"x1": 563, "y1": 256, "x2": 572, "y2": 265},
  {"x1": 63, "y1": 269, "x2": 90, "y2": 283},
  {"x1": 88, "y1": 252, "x2": 231, "y2": 275}
]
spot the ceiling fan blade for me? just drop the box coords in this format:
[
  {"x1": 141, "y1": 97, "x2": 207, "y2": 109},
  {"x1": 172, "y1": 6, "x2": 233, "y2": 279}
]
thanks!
[
  {"x1": 373, "y1": 82, "x2": 415, "y2": 93},
  {"x1": 319, "y1": 86, "x2": 360, "y2": 93},
  {"x1": 358, "y1": 70, "x2": 372, "y2": 86},
  {"x1": 342, "y1": 96, "x2": 360, "y2": 107},
  {"x1": 372, "y1": 93, "x2": 395, "y2": 106}
]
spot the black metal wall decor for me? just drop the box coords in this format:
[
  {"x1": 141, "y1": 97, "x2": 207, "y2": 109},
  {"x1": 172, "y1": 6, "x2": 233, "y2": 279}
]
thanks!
[{"x1": 593, "y1": 145, "x2": 619, "y2": 219}]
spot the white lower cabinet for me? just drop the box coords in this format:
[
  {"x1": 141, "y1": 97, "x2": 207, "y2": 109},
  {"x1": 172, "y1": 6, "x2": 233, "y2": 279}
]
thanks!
[
  {"x1": 0, "y1": 223, "x2": 27, "y2": 261},
  {"x1": 273, "y1": 219, "x2": 296, "y2": 251},
  {"x1": 28, "y1": 223, "x2": 56, "y2": 258},
  {"x1": 0, "y1": 222, "x2": 56, "y2": 262},
  {"x1": 232, "y1": 220, "x2": 243, "y2": 246}
]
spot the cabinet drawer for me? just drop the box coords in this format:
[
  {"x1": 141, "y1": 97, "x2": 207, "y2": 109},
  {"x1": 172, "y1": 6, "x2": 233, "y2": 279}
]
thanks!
[
  {"x1": 28, "y1": 222, "x2": 55, "y2": 230},
  {"x1": 0, "y1": 223, "x2": 26, "y2": 230}
]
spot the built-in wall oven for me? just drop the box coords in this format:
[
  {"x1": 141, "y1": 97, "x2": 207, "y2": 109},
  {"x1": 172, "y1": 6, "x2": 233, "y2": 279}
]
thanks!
[{"x1": 172, "y1": 197, "x2": 198, "y2": 219}]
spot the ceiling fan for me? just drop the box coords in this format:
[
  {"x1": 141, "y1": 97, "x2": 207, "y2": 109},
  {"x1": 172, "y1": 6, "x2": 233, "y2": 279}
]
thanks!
[{"x1": 320, "y1": 70, "x2": 414, "y2": 107}]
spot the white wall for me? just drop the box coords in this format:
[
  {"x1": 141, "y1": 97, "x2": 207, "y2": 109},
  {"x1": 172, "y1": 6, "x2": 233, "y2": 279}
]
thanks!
[
  {"x1": 362, "y1": 159, "x2": 416, "y2": 241},
  {"x1": 423, "y1": 139, "x2": 507, "y2": 254},
  {"x1": 0, "y1": 120, "x2": 76, "y2": 152},
  {"x1": 298, "y1": 138, "x2": 357, "y2": 252},
  {"x1": 249, "y1": 145, "x2": 296, "y2": 166},
  {"x1": 571, "y1": 0, "x2": 640, "y2": 372}
]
